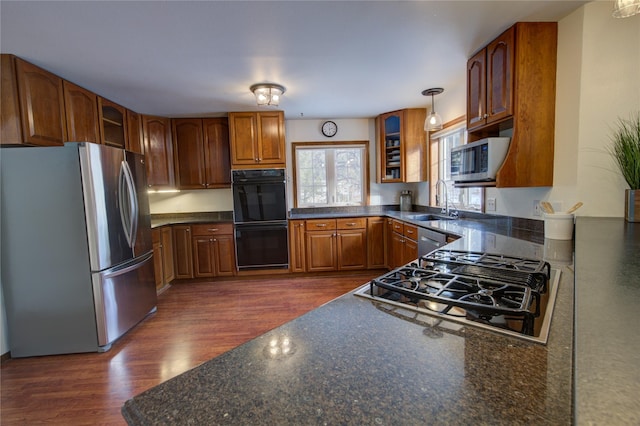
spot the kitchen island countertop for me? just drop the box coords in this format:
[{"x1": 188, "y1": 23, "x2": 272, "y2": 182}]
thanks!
[{"x1": 122, "y1": 215, "x2": 585, "y2": 425}]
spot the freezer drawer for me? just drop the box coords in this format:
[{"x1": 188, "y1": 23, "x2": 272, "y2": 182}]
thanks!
[{"x1": 92, "y1": 251, "x2": 157, "y2": 349}]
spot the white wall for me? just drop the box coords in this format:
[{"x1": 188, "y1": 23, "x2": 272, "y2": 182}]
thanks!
[{"x1": 148, "y1": 188, "x2": 233, "y2": 214}]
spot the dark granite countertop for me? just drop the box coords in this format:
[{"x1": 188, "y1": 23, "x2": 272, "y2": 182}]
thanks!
[
  {"x1": 574, "y1": 218, "x2": 640, "y2": 425},
  {"x1": 123, "y1": 219, "x2": 577, "y2": 425}
]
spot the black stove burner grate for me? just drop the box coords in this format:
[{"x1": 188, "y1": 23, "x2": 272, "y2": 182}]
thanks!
[
  {"x1": 370, "y1": 266, "x2": 536, "y2": 334},
  {"x1": 420, "y1": 249, "x2": 551, "y2": 293}
]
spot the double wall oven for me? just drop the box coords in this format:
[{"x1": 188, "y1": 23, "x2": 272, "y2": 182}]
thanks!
[{"x1": 232, "y1": 169, "x2": 289, "y2": 270}]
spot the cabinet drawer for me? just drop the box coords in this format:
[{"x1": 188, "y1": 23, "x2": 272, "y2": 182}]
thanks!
[
  {"x1": 337, "y1": 217, "x2": 366, "y2": 230},
  {"x1": 306, "y1": 219, "x2": 337, "y2": 231},
  {"x1": 191, "y1": 223, "x2": 233, "y2": 236},
  {"x1": 392, "y1": 219, "x2": 404, "y2": 234},
  {"x1": 403, "y1": 224, "x2": 418, "y2": 240}
]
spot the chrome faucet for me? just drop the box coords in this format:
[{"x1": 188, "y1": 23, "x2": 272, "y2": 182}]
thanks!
[{"x1": 435, "y1": 179, "x2": 449, "y2": 216}]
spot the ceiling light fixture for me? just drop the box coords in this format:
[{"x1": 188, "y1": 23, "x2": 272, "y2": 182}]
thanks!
[
  {"x1": 250, "y1": 83, "x2": 286, "y2": 106},
  {"x1": 612, "y1": 0, "x2": 640, "y2": 17},
  {"x1": 422, "y1": 87, "x2": 444, "y2": 132}
]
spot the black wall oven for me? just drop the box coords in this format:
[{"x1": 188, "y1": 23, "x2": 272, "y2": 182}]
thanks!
[{"x1": 232, "y1": 169, "x2": 289, "y2": 270}]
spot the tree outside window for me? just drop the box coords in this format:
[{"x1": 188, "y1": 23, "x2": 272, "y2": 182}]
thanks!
[{"x1": 294, "y1": 142, "x2": 367, "y2": 208}]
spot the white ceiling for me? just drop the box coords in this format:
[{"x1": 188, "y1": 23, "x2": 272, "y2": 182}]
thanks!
[{"x1": 0, "y1": 1, "x2": 589, "y2": 119}]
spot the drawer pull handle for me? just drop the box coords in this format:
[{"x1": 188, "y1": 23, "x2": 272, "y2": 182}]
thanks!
[
  {"x1": 315, "y1": 223, "x2": 327, "y2": 227},
  {"x1": 345, "y1": 222, "x2": 356, "y2": 226},
  {"x1": 208, "y1": 228, "x2": 219, "y2": 232}
]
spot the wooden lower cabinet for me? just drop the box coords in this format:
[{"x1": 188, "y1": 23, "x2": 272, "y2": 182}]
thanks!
[
  {"x1": 367, "y1": 217, "x2": 385, "y2": 269},
  {"x1": 389, "y1": 219, "x2": 418, "y2": 268},
  {"x1": 191, "y1": 223, "x2": 235, "y2": 278},
  {"x1": 152, "y1": 227, "x2": 175, "y2": 290},
  {"x1": 173, "y1": 225, "x2": 193, "y2": 279},
  {"x1": 304, "y1": 218, "x2": 367, "y2": 272},
  {"x1": 289, "y1": 220, "x2": 306, "y2": 273}
]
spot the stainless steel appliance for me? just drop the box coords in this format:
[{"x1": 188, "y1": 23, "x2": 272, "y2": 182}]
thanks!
[
  {"x1": 417, "y1": 227, "x2": 446, "y2": 256},
  {"x1": 1, "y1": 142, "x2": 157, "y2": 357},
  {"x1": 355, "y1": 249, "x2": 559, "y2": 344},
  {"x1": 450, "y1": 137, "x2": 510, "y2": 182},
  {"x1": 232, "y1": 169, "x2": 288, "y2": 270}
]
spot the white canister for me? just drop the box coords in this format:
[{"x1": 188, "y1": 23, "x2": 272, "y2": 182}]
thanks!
[{"x1": 543, "y1": 213, "x2": 575, "y2": 240}]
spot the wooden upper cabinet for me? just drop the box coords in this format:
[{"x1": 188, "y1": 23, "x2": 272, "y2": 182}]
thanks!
[
  {"x1": 466, "y1": 26, "x2": 514, "y2": 131},
  {"x1": 467, "y1": 22, "x2": 557, "y2": 188},
  {"x1": 126, "y1": 109, "x2": 144, "y2": 155},
  {"x1": 486, "y1": 27, "x2": 514, "y2": 125},
  {"x1": 98, "y1": 97, "x2": 127, "y2": 149},
  {"x1": 173, "y1": 118, "x2": 206, "y2": 189},
  {"x1": 229, "y1": 111, "x2": 285, "y2": 169},
  {"x1": 142, "y1": 115, "x2": 175, "y2": 188},
  {"x1": 466, "y1": 50, "x2": 487, "y2": 131},
  {"x1": 172, "y1": 117, "x2": 230, "y2": 189},
  {"x1": 203, "y1": 118, "x2": 231, "y2": 187},
  {"x1": 63, "y1": 81, "x2": 100, "y2": 143},
  {"x1": 377, "y1": 108, "x2": 427, "y2": 183},
  {"x1": 0, "y1": 55, "x2": 66, "y2": 146}
]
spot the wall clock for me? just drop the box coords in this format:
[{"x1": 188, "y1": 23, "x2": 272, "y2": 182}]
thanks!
[{"x1": 321, "y1": 120, "x2": 338, "y2": 137}]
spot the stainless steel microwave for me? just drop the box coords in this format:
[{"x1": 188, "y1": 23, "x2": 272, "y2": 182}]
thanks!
[{"x1": 450, "y1": 137, "x2": 510, "y2": 182}]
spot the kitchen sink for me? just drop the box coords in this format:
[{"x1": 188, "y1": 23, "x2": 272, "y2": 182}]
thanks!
[{"x1": 405, "y1": 214, "x2": 455, "y2": 221}]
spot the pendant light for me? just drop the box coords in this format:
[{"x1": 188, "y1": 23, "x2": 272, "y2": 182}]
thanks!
[{"x1": 422, "y1": 88, "x2": 444, "y2": 131}]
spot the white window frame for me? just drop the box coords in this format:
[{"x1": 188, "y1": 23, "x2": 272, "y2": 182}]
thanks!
[
  {"x1": 429, "y1": 120, "x2": 485, "y2": 213},
  {"x1": 292, "y1": 141, "x2": 369, "y2": 208}
]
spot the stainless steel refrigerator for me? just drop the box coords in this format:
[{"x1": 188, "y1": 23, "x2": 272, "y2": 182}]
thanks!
[{"x1": 1, "y1": 142, "x2": 157, "y2": 357}]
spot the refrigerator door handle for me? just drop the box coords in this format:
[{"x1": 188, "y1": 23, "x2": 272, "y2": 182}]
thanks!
[{"x1": 119, "y1": 160, "x2": 139, "y2": 248}]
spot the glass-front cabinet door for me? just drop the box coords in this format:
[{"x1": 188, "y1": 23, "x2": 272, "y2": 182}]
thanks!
[{"x1": 380, "y1": 112, "x2": 402, "y2": 182}]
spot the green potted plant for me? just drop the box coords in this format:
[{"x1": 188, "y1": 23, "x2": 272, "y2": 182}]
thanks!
[{"x1": 609, "y1": 112, "x2": 640, "y2": 222}]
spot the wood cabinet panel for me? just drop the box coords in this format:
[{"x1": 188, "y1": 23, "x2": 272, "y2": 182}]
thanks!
[
  {"x1": 466, "y1": 49, "x2": 486, "y2": 131},
  {"x1": 173, "y1": 225, "x2": 193, "y2": 279},
  {"x1": 63, "y1": 81, "x2": 100, "y2": 143},
  {"x1": 98, "y1": 97, "x2": 127, "y2": 149},
  {"x1": 256, "y1": 111, "x2": 285, "y2": 165},
  {"x1": 467, "y1": 22, "x2": 557, "y2": 188},
  {"x1": 367, "y1": 217, "x2": 385, "y2": 269},
  {"x1": 12, "y1": 57, "x2": 66, "y2": 146},
  {"x1": 289, "y1": 220, "x2": 306, "y2": 273},
  {"x1": 192, "y1": 236, "x2": 216, "y2": 278},
  {"x1": 306, "y1": 231, "x2": 337, "y2": 272},
  {"x1": 127, "y1": 110, "x2": 144, "y2": 154},
  {"x1": 192, "y1": 223, "x2": 235, "y2": 278},
  {"x1": 214, "y1": 235, "x2": 236, "y2": 277},
  {"x1": 377, "y1": 109, "x2": 427, "y2": 183},
  {"x1": 143, "y1": 115, "x2": 175, "y2": 188},
  {"x1": 161, "y1": 227, "x2": 175, "y2": 283},
  {"x1": 152, "y1": 227, "x2": 174, "y2": 291},
  {"x1": 173, "y1": 118, "x2": 230, "y2": 189},
  {"x1": 229, "y1": 111, "x2": 285, "y2": 168},
  {"x1": 0, "y1": 55, "x2": 22, "y2": 145},
  {"x1": 336, "y1": 229, "x2": 367, "y2": 270},
  {"x1": 173, "y1": 118, "x2": 206, "y2": 189},
  {"x1": 486, "y1": 27, "x2": 514, "y2": 124},
  {"x1": 203, "y1": 118, "x2": 231, "y2": 187}
]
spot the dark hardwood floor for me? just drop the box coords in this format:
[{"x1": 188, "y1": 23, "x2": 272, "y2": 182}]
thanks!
[{"x1": 0, "y1": 272, "x2": 380, "y2": 425}]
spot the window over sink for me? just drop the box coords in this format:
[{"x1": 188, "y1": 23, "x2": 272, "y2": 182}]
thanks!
[{"x1": 429, "y1": 118, "x2": 484, "y2": 212}]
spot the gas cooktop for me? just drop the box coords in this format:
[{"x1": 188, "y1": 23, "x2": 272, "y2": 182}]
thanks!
[{"x1": 354, "y1": 250, "x2": 560, "y2": 344}]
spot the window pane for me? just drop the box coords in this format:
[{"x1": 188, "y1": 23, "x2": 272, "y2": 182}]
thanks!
[{"x1": 295, "y1": 144, "x2": 366, "y2": 208}]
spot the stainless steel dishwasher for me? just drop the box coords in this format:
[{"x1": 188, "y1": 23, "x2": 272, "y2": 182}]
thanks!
[{"x1": 418, "y1": 227, "x2": 447, "y2": 256}]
